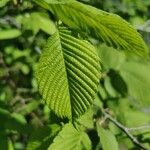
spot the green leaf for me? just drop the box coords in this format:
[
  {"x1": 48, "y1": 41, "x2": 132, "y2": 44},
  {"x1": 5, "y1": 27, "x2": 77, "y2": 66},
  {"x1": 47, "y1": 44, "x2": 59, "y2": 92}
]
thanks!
[
  {"x1": 35, "y1": 12, "x2": 56, "y2": 34},
  {"x1": 97, "y1": 125, "x2": 119, "y2": 150},
  {"x1": 0, "y1": 0, "x2": 10, "y2": 7},
  {"x1": 0, "y1": 108, "x2": 32, "y2": 134},
  {"x1": 34, "y1": 0, "x2": 148, "y2": 57},
  {"x1": 107, "y1": 70, "x2": 128, "y2": 97},
  {"x1": 0, "y1": 132, "x2": 8, "y2": 150},
  {"x1": 48, "y1": 123, "x2": 92, "y2": 150},
  {"x1": 115, "y1": 99, "x2": 150, "y2": 128},
  {"x1": 0, "y1": 29, "x2": 21, "y2": 40},
  {"x1": 104, "y1": 76, "x2": 121, "y2": 98},
  {"x1": 98, "y1": 44, "x2": 126, "y2": 70},
  {"x1": 120, "y1": 61, "x2": 150, "y2": 105},
  {"x1": 0, "y1": 133, "x2": 14, "y2": 150},
  {"x1": 36, "y1": 28, "x2": 100, "y2": 119},
  {"x1": 77, "y1": 108, "x2": 94, "y2": 129},
  {"x1": 44, "y1": 0, "x2": 73, "y2": 4},
  {"x1": 8, "y1": 139, "x2": 14, "y2": 150},
  {"x1": 18, "y1": 101, "x2": 39, "y2": 115},
  {"x1": 27, "y1": 124, "x2": 61, "y2": 150},
  {"x1": 17, "y1": 12, "x2": 56, "y2": 35}
]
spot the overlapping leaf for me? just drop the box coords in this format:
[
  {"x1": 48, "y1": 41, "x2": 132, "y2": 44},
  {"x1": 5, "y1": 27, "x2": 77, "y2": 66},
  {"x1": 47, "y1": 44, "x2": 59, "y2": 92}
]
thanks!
[
  {"x1": 34, "y1": 0, "x2": 148, "y2": 57},
  {"x1": 97, "y1": 125, "x2": 119, "y2": 150},
  {"x1": 36, "y1": 28, "x2": 100, "y2": 118},
  {"x1": 17, "y1": 12, "x2": 56, "y2": 35},
  {"x1": 48, "y1": 124, "x2": 91, "y2": 150},
  {"x1": 120, "y1": 61, "x2": 150, "y2": 106},
  {"x1": 27, "y1": 124, "x2": 61, "y2": 150}
]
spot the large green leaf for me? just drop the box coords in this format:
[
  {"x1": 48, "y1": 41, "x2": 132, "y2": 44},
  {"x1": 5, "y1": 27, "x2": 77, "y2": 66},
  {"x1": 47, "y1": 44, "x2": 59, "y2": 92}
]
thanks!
[
  {"x1": 36, "y1": 28, "x2": 100, "y2": 119},
  {"x1": 97, "y1": 125, "x2": 119, "y2": 150},
  {"x1": 48, "y1": 123, "x2": 92, "y2": 150},
  {"x1": 120, "y1": 61, "x2": 150, "y2": 105},
  {"x1": 34, "y1": 0, "x2": 148, "y2": 57}
]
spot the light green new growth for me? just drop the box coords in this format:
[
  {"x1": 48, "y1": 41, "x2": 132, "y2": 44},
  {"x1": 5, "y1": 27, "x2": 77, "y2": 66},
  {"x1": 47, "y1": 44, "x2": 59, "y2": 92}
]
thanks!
[
  {"x1": 0, "y1": 29, "x2": 21, "y2": 40},
  {"x1": 36, "y1": 28, "x2": 100, "y2": 119}
]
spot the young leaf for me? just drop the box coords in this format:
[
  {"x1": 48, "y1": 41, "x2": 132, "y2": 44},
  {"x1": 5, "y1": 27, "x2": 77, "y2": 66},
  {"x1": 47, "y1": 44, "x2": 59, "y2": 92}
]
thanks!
[
  {"x1": 97, "y1": 125, "x2": 119, "y2": 150},
  {"x1": 19, "y1": 12, "x2": 56, "y2": 35},
  {"x1": 48, "y1": 123, "x2": 92, "y2": 150},
  {"x1": 36, "y1": 28, "x2": 100, "y2": 119},
  {"x1": 77, "y1": 108, "x2": 94, "y2": 129},
  {"x1": 0, "y1": 29, "x2": 21, "y2": 40},
  {"x1": 34, "y1": 0, "x2": 148, "y2": 57}
]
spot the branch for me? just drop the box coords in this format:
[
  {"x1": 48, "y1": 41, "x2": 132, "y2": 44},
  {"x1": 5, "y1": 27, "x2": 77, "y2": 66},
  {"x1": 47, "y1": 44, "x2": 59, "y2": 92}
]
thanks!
[
  {"x1": 128, "y1": 125, "x2": 150, "y2": 132},
  {"x1": 102, "y1": 110, "x2": 149, "y2": 150}
]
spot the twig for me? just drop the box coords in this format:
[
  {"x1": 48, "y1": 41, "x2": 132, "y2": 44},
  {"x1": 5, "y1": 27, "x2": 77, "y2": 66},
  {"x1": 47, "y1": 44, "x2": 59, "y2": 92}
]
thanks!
[
  {"x1": 0, "y1": 16, "x2": 21, "y2": 28},
  {"x1": 102, "y1": 110, "x2": 149, "y2": 150},
  {"x1": 128, "y1": 125, "x2": 150, "y2": 132},
  {"x1": 30, "y1": 112, "x2": 44, "y2": 127}
]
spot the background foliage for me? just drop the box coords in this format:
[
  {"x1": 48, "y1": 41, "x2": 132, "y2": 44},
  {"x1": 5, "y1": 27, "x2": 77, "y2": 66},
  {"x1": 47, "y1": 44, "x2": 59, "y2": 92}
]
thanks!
[{"x1": 0, "y1": 0, "x2": 150, "y2": 150}]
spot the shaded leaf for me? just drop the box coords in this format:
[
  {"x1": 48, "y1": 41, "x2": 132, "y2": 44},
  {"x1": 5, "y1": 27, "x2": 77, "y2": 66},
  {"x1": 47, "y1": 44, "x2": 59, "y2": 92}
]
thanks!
[
  {"x1": 18, "y1": 101, "x2": 39, "y2": 115},
  {"x1": 108, "y1": 69, "x2": 128, "y2": 97},
  {"x1": 0, "y1": 108, "x2": 32, "y2": 134},
  {"x1": 27, "y1": 124, "x2": 61, "y2": 150},
  {"x1": 104, "y1": 76, "x2": 120, "y2": 98},
  {"x1": 0, "y1": 132, "x2": 8, "y2": 150}
]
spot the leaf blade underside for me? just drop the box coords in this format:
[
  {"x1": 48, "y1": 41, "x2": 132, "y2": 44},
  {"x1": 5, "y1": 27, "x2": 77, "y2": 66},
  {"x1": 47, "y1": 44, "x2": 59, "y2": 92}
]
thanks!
[{"x1": 34, "y1": 0, "x2": 148, "y2": 57}]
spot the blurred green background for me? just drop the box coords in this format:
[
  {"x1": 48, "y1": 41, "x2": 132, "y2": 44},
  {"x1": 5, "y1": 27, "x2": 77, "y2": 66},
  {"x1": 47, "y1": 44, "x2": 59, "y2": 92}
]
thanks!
[{"x1": 0, "y1": 0, "x2": 150, "y2": 149}]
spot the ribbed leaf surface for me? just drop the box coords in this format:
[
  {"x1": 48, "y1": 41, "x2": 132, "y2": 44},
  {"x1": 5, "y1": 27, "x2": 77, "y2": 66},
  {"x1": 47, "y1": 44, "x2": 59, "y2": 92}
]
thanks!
[
  {"x1": 36, "y1": 28, "x2": 100, "y2": 118},
  {"x1": 34, "y1": 0, "x2": 148, "y2": 57},
  {"x1": 48, "y1": 124, "x2": 91, "y2": 150}
]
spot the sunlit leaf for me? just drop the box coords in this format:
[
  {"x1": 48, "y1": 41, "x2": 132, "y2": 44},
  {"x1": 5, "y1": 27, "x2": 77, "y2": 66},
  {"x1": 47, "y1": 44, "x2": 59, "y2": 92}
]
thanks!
[
  {"x1": 97, "y1": 125, "x2": 119, "y2": 150},
  {"x1": 36, "y1": 28, "x2": 100, "y2": 119},
  {"x1": 34, "y1": 0, "x2": 148, "y2": 57},
  {"x1": 48, "y1": 124, "x2": 92, "y2": 150},
  {"x1": 0, "y1": 29, "x2": 21, "y2": 40}
]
